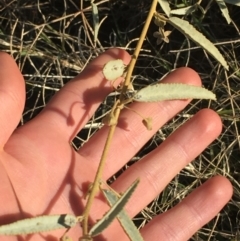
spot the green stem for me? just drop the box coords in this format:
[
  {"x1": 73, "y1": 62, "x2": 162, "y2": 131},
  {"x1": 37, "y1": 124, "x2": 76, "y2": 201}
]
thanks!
[{"x1": 81, "y1": 0, "x2": 158, "y2": 236}]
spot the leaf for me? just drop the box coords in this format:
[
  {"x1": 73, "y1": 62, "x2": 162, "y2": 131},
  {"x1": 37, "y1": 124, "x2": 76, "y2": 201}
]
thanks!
[
  {"x1": 102, "y1": 188, "x2": 144, "y2": 241},
  {"x1": 133, "y1": 83, "x2": 216, "y2": 102},
  {"x1": 216, "y1": 0, "x2": 231, "y2": 24},
  {"x1": 157, "y1": 0, "x2": 171, "y2": 17},
  {"x1": 154, "y1": 13, "x2": 229, "y2": 70},
  {"x1": 89, "y1": 179, "x2": 140, "y2": 237},
  {"x1": 170, "y1": 5, "x2": 197, "y2": 15},
  {"x1": 167, "y1": 16, "x2": 229, "y2": 70},
  {"x1": 223, "y1": 0, "x2": 240, "y2": 6},
  {"x1": 0, "y1": 214, "x2": 78, "y2": 235},
  {"x1": 102, "y1": 59, "x2": 125, "y2": 81},
  {"x1": 91, "y1": 2, "x2": 99, "y2": 43}
]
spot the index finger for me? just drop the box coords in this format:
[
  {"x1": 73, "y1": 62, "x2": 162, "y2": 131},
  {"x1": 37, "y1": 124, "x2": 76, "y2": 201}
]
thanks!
[{"x1": 0, "y1": 52, "x2": 25, "y2": 147}]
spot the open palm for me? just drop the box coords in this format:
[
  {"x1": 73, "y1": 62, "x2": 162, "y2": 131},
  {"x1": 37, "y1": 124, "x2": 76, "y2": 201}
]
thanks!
[{"x1": 0, "y1": 49, "x2": 232, "y2": 241}]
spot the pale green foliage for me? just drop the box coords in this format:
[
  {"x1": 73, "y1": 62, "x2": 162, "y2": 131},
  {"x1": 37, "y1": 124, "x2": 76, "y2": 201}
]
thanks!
[
  {"x1": 0, "y1": 214, "x2": 78, "y2": 236},
  {"x1": 223, "y1": 0, "x2": 240, "y2": 6},
  {"x1": 0, "y1": 1, "x2": 228, "y2": 240},
  {"x1": 156, "y1": 1, "x2": 230, "y2": 70},
  {"x1": 102, "y1": 188, "x2": 144, "y2": 241},
  {"x1": 154, "y1": 14, "x2": 229, "y2": 70},
  {"x1": 216, "y1": 0, "x2": 231, "y2": 24},
  {"x1": 133, "y1": 83, "x2": 216, "y2": 102},
  {"x1": 102, "y1": 58, "x2": 216, "y2": 103},
  {"x1": 91, "y1": 1, "x2": 99, "y2": 43},
  {"x1": 103, "y1": 59, "x2": 125, "y2": 81},
  {"x1": 170, "y1": 5, "x2": 198, "y2": 15},
  {"x1": 89, "y1": 179, "x2": 140, "y2": 237},
  {"x1": 157, "y1": 0, "x2": 170, "y2": 16},
  {"x1": 168, "y1": 0, "x2": 239, "y2": 24}
]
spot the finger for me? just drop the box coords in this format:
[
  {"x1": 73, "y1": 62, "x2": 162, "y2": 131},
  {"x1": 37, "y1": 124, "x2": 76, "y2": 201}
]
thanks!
[
  {"x1": 79, "y1": 67, "x2": 202, "y2": 173},
  {"x1": 0, "y1": 52, "x2": 25, "y2": 147},
  {"x1": 26, "y1": 48, "x2": 131, "y2": 141},
  {"x1": 141, "y1": 176, "x2": 233, "y2": 241},
  {"x1": 111, "y1": 109, "x2": 222, "y2": 213}
]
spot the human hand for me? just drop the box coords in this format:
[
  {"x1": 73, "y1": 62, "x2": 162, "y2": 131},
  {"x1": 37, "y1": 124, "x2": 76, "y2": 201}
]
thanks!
[{"x1": 0, "y1": 49, "x2": 232, "y2": 241}]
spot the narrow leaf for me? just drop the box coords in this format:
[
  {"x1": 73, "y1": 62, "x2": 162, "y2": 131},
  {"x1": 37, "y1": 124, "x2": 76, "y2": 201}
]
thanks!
[
  {"x1": 89, "y1": 179, "x2": 140, "y2": 237},
  {"x1": 91, "y1": 2, "x2": 99, "y2": 43},
  {"x1": 102, "y1": 59, "x2": 125, "y2": 81},
  {"x1": 154, "y1": 13, "x2": 229, "y2": 70},
  {"x1": 216, "y1": 0, "x2": 231, "y2": 24},
  {"x1": 158, "y1": 0, "x2": 171, "y2": 17},
  {"x1": 170, "y1": 5, "x2": 197, "y2": 15},
  {"x1": 102, "y1": 188, "x2": 144, "y2": 241},
  {"x1": 167, "y1": 16, "x2": 229, "y2": 70},
  {"x1": 223, "y1": 0, "x2": 240, "y2": 6},
  {"x1": 0, "y1": 214, "x2": 78, "y2": 236},
  {"x1": 133, "y1": 83, "x2": 216, "y2": 102}
]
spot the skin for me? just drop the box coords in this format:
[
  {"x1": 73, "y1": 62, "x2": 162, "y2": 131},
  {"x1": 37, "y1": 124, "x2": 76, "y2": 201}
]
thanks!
[{"x1": 0, "y1": 48, "x2": 233, "y2": 241}]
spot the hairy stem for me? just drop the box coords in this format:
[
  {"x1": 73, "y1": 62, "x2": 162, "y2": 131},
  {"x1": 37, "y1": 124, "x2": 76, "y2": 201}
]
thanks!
[
  {"x1": 82, "y1": 0, "x2": 158, "y2": 236},
  {"x1": 82, "y1": 117, "x2": 119, "y2": 235},
  {"x1": 121, "y1": 0, "x2": 158, "y2": 98}
]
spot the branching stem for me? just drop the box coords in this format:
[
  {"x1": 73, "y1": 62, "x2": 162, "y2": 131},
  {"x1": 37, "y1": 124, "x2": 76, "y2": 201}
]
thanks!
[
  {"x1": 121, "y1": 0, "x2": 158, "y2": 98},
  {"x1": 82, "y1": 0, "x2": 158, "y2": 236}
]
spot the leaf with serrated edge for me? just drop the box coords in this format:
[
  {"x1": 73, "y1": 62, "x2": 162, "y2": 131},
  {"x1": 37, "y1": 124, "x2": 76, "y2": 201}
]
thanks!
[
  {"x1": 89, "y1": 179, "x2": 139, "y2": 237},
  {"x1": 216, "y1": 0, "x2": 231, "y2": 24},
  {"x1": 158, "y1": 0, "x2": 171, "y2": 17},
  {"x1": 224, "y1": 0, "x2": 240, "y2": 6},
  {"x1": 103, "y1": 59, "x2": 125, "y2": 81},
  {"x1": 102, "y1": 188, "x2": 144, "y2": 241},
  {"x1": 0, "y1": 214, "x2": 78, "y2": 236},
  {"x1": 133, "y1": 83, "x2": 216, "y2": 102},
  {"x1": 167, "y1": 16, "x2": 229, "y2": 70},
  {"x1": 154, "y1": 13, "x2": 229, "y2": 70}
]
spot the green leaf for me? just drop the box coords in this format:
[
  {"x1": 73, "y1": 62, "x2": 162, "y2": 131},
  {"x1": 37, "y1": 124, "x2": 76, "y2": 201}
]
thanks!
[
  {"x1": 154, "y1": 13, "x2": 229, "y2": 70},
  {"x1": 102, "y1": 188, "x2": 144, "y2": 241},
  {"x1": 0, "y1": 214, "x2": 78, "y2": 235},
  {"x1": 102, "y1": 59, "x2": 125, "y2": 81},
  {"x1": 158, "y1": 0, "x2": 171, "y2": 17},
  {"x1": 223, "y1": 0, "x2": 240, "y2": 6},
  {"x1": 91, "y1": 2, "x2": 99, "y2": 43},
  {"x1": 133, "y1": 83, "x2": 216, "y2": 102},
  {"x1": 89, "y1": 179, "x2": 140, "y2": 237},
  {"x1": 167, "y1": 16, "x2": 229, "y2": 70},
  {"x1": 216, "y1": 0, "x2": 231, "y2": 24},
  {"x1": 170, "y1": 5, "x2": 197, "y2": 15}
]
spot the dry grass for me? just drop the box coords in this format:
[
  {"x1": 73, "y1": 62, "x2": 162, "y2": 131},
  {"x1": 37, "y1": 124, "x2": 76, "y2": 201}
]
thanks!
[{"x1": 1, "y1": 0, "x2": 240, "y2": 240}]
